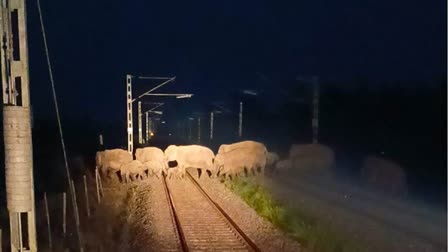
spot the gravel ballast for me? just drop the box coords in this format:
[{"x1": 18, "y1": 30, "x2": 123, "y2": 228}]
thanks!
[
  {"x1": 132, "y1": 177, "x2": 181, "y2": 252},
  {"x1": 192, "y1": 174, "x2": 303, "y2": 252}
]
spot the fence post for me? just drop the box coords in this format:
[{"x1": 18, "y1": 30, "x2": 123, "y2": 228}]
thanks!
[
  {"x1": 62, "y1": 192, "x2": 66, "y2": 238},
  {"x1": 95, "y1": 169, "x2": 101, "y2": 204},
  {"x1": 98, "y1": 170, "x2": 104, "y2": 196},
  {"x1": 83, "y1": 175, "x2": 90, "y2": 217},
  {"x1": 70, "y1": 180, "x2": 84, "y2": 252},
  {"x1": 44, "y1": 192, "x2": 52, "y2": 250}
]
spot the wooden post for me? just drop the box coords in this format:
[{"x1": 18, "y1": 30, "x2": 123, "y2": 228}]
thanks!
[
  {"x1": 95, "y1": 169, "x2": 101, "y2": 204},
  {"x1": 83, "y1": 175, "x2": 90, "y2": 217},
  {"x1": 98, "y1": 170, "x2": 104, "y2": 196},
  {"x1": 44, "y1": 192, "x2": 53, "y2": 250},
  {"x1": 62, "y1": 192, "x2": 66, "y2": 238},
  {"x1": 70, "y1": 180, "x2": 84, "y2": 251}
]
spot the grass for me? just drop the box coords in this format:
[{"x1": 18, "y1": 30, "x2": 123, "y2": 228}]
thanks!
[{"x1": 224, "y1": 178, "x2": 365, "y2": 252}]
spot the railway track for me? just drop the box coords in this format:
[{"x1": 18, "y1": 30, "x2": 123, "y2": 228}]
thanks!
[{"x1": 162, "y1": 171, "x2": 261, "y2": 252}]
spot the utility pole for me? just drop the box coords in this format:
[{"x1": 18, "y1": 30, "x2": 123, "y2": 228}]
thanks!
[
  {"x1": 138, "y1": 101, "x2": 142, "y2": 144},
  {"x1": 0, "y1": 0, "x2": 37, "y2": 250},
  {"x1": 210, "y1": 112, "x2": 214, "y2": 140},
  {"x1": 188, "y1": 118, "x2": 192, "y2": 141},
  {"x1": 145, "y1": 111, "x2": 149, "y2": 142},
  {"x1": 312, "y1": 76, "x2": 319, "y2": 144},
  {"x1": 149, "y1": 117, "x2": 153, "y2": 137},
  {"x1": 238, "y1": 102, "x2": 243, "y2": 137},
  {"x1": 126, "y1": 75, "x2": 133, "y2": 153},
  {"x1": 98, "y1": 134, "x2": 104, "y2": 149},
  {"x1": 153, "y1": 119, "x2": 157, "y2": 134},
  {"x1": 197, "y1": 116, "x2": 201, "y2": 143},
  {"x1": 125, "y1": 76, "x2": 191, "y2": 153}
]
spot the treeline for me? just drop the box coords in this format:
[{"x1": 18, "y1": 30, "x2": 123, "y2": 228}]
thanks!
[
  {"x1": 236, "y1": 78, "x2": 446, "y2": 205},
  {"x1": 320, "y1": 80, "x2": 446, "y2": 204}
]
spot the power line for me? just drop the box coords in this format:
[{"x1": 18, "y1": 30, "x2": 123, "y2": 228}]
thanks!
[{"x1": 37, "y1": 1, "x2": 83, "y2": 250}]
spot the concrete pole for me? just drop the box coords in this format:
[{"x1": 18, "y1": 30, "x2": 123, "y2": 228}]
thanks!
[
  {"x1": 145, "y1": 112, "x2": 149, "y2": 142},
  {"x1": 126, "y1": 75, "x2": 133, "y2": 153},
  {"x1": 312, "y1": 76, "x2": 319, "y2": 144},
  {"x1": 153, "y1": 119, "x2": 157, "y2": 134},
  {"x1": 210, "y1": 112, "x2": 214, "y2": 140},
  {"x1": 188, "y1": 119, "x2": 192, "y2": 141},
  {"x1": 138, "y1": 101, "x2": 142, "y2": 144},
  {"x1": 197, "y1": 117, "x2": 201, "y2": 143},
  {"x1": 0, "y1": 0, "x2": 37, "y2": 250},
  {"x1": 238, "y1": 102, "x2": 243, "y2": 137},
  {"x1": 149, "y1": 117, "x2": 153, "y2": 137}
]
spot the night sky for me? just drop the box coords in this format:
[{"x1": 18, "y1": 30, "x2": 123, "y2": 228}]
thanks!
[
  {"x1": 5, "y1": 0, "x2": 442, "y2": 204},
  {"x1": 26, "y1": 0, "x2": 446, "y2": 124}
]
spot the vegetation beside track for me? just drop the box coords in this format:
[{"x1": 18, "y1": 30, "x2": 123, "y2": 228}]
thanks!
[{"x1": 224, "y1": 178, "x2": 365, "y2": 252}]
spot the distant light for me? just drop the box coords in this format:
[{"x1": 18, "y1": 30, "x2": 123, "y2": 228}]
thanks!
[
  {"x1": 161, "y1": 121, "x2": 166, "y2": 124},
  {"x1": 127, "y1": 127, "x2": 132, "y2": 133},
  {"x1": 150, "y1": 132, "x2": 154, "y2": 136},
  {"x1": 188, "y1": 117, "x2": 194, "y2": 120},
  {"x1": 169, "y1": 133, "x2": 172, "y2": 136}
]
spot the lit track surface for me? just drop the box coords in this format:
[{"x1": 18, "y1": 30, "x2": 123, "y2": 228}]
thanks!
[{"x1": 162, "y1": 171, "x2": 261, "y2": 252}]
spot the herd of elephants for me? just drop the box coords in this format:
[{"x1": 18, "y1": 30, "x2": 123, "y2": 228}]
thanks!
[{"x1": 95, "y1": 140, "x2": 407, "y2": 195}]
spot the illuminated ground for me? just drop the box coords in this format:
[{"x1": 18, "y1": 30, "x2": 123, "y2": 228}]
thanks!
[{"x1": 267, "y1": 173, "x2": 447, "y2": 252}]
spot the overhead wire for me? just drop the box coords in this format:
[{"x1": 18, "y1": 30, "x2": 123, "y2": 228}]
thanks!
[{"x1": 36, "y1": 0, "x2": 84, "y2": 250}]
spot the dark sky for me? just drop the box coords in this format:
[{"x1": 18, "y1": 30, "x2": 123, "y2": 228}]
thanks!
[{"x1": 27, "y1": 0, "x2": 446, "y2": 124}]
